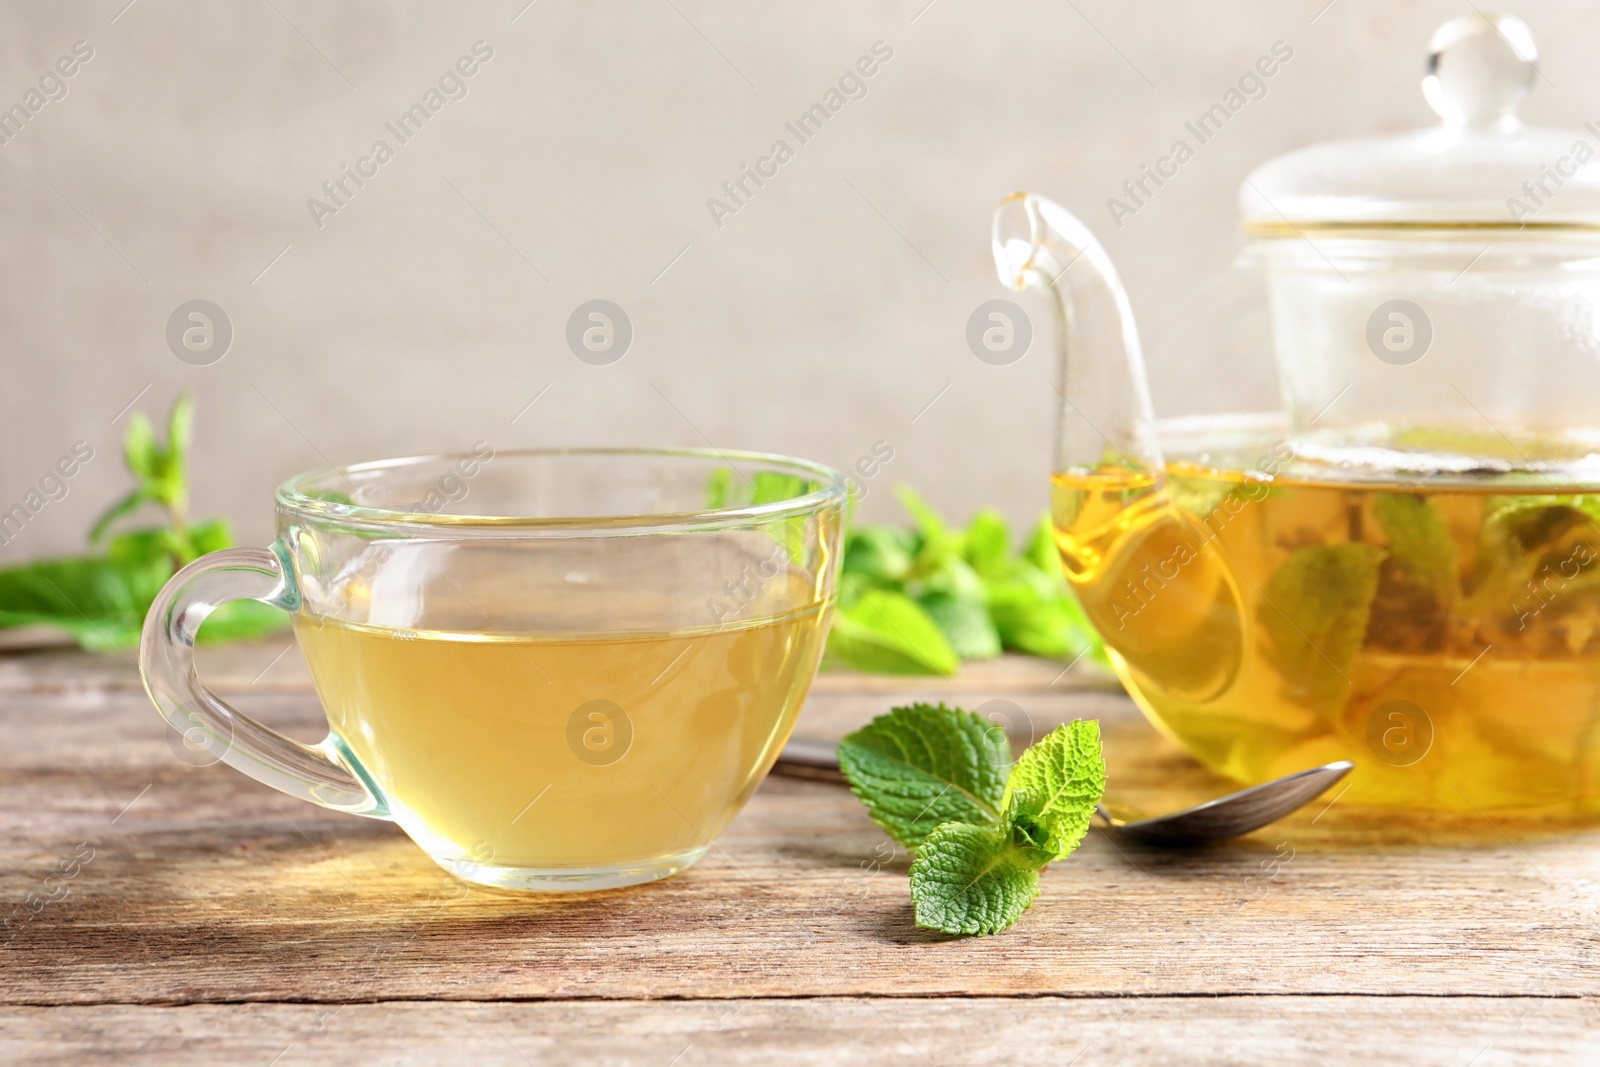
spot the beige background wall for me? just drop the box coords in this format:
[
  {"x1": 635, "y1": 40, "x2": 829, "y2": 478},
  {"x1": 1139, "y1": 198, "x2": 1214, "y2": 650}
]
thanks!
[{"x1": 3, "y1": 0, "x2": 1597, "y2": 557}]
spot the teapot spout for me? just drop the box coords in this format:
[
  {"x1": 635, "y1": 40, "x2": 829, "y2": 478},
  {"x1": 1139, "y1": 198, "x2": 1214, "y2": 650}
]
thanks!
[{"x1": 992, "y1": 192, "x2": 1163, "y2": 475}]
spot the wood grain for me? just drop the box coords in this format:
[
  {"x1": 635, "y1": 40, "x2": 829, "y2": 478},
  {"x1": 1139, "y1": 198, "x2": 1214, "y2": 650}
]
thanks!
[
  {"x1": 4, "y1": 643, "x2": 1599, "y2": 1063},
  {"x1": 5, "y1": 997, "x2": 1599, "y2": 1066}
]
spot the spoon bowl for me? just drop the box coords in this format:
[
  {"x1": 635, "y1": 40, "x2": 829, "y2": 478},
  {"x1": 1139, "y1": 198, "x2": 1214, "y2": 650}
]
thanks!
[{"x1": 1094, "y1": 761, "x2": 1353, "y2": 845}]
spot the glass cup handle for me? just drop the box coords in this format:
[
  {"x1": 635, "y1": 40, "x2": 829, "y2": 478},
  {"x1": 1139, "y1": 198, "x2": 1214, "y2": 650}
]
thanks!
[{"x1": 138, "y1": 543, "x2": 389, "y2": 818}]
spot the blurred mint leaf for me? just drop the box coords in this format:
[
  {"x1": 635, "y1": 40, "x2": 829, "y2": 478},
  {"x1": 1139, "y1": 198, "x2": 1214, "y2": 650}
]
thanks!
[
  {"x1": 187, "y1": 518, "x2": 234, "y2": 557},
  {"x1": 0, "y1": 394, "x2": 289, "y2": 651},
  {"x1": 123, "y1": 413, "x2": 159, "y2": 483},
  {"x1": 909, "y1": 821, "x2": 1041, "y2": 936},
  {"x1": 986, "y1": 563, "x2": 1104, "y2": 664},
  {"x1": 751, "y1": 470, "x2": 806, "y2": 506},
  {"x1": 198, "y1": 598, "x2": 289, "y2": 644},
  {"x1": 0, "y1": 553, "x2": 171, "y2": 651},
  {"x1": 917, "y1": 589, "x2": 1001, "y2": 660},
  {"x1": 1021, "y1": 514, "x2": 1060, "y2": 576},
  {"x1": 896, "y1": 483, "x2": 953, "y2": 550},
  {"x1": 166, "y1": 393, "x2": 194, "y2": 479},
  {"x1": 88, "y1": 490, "x2": 150, "y2": 546},
  {"x1": 0, "y1": 535, "x2": 288, "y2": 651},
  {"x1": 841, "y1": 525, "x2": 917, "y2": 586},
  {"x1": 963, "y1": 508, "x2": 1010, "y2": 575},
  {"x1": 915, "y1": 552, "x2": 987, "y2": 602},
  {"x1": 703, "y1": 467, "x2": 733, "y2": 510},
  {"x1": 702, "y1": 466, "x2": 818, "y2": 510},
  {"x1": 105, "y1": 527, "x2": 185, "y2": 567},
  {"x1": 826, "y1": 587, "x2": 959, "y2": 676},
  {"x1": 831, "y1": 489, "x2": 1107, "y2": 675},
  {"x1": 93, "y1": 394, "x2": 195, "y2": 547},
  {"x1": 837, "y1": 702, "x2": 1009, "y2": 851}
]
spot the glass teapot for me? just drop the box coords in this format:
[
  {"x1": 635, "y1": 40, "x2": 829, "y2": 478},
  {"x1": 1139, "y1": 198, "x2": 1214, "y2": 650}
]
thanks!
[{"x1": 995, "y1": 16, "x2": 1600, "y2": 816}]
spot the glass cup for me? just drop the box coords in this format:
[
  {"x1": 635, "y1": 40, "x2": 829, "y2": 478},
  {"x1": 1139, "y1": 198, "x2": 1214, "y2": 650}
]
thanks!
[{"x1": 139, "y1": 448, "x2": 846, "y2": 890}]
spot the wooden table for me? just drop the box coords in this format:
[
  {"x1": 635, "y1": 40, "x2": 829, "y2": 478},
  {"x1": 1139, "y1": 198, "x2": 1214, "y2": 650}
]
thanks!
[{"x1": 3, "y1": 639, "x2": 1598, "y2": 1065}]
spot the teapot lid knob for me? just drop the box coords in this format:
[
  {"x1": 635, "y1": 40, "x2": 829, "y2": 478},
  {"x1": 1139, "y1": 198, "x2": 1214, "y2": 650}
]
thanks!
[{"x1": 1422, "y1": 14, "x2": 1537, "y2": 127}]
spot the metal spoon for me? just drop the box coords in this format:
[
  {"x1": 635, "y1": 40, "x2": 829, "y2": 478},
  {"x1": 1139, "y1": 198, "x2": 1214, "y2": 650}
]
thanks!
[
  {"x1": 771, "y1": 736, "x2": 1353, "y2": 846},
  {"x1": 1092, "y1": 760, "x2": 1353, "y2": 845}
]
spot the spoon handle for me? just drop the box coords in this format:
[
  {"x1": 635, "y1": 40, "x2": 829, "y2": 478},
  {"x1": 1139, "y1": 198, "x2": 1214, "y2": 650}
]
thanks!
[
  {"x1": 1092, "y1": 803, "x2": 1122, "y2": 829},
  {"x1": 772, "y1": 735, "x2": 845, "y2": 782}
]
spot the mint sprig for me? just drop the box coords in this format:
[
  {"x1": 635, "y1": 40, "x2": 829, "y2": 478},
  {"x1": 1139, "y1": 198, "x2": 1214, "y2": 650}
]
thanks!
[
  {"x1": 0, "y1": 395, "x2": 288, "y2": 650},
  {"x1": 839, "y1": 704, "x2": 1106, "y2": 937},
  {"x1": 825, "y1": 487, "x2": 1106, "y2": 677}
]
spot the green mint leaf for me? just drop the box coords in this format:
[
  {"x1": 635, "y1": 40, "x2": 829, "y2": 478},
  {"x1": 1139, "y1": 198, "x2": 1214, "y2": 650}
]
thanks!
[
  {"x1": 962, "y1": 508, "x2": 1010, "y2": 575},
  {"x1": 895, "y1": 485, "x2": 961, "y2": 572},
  {"x1": 1257, "y1": 543, "x2": 1385, "y2": 714},
  {"x1": 1002, "y1": 789, "x2": 1058, "y2": 862},
  {"x1": 985, "y1": 563, "x2": 1105, "y2": 664},
  {"x1": 917, "y1": 589, "x2": 1002, "y2": 660},
  {"x1": 88, "y1": 489, "x2": 150, "y2": 546},
  {"x1": 703, "y1": 467, "x2": 733, "y2": 510},
  {"x1": 187, "y1": 518, "x2": 234, "y2": 557},
  {"x1": 825, "y1": 588, "x2": 959, "y2": 676},
  {"x1": 198, "y1": 599, "x2": 290, "y2": 644},
  {"x1": 908, "y1": 821, "x2": 1041, "y2": 936},
  {"x1": 895, "y1": 484, "x2": 950, "y2": 544},
  {"x1": 1001, "y1": 719, "x2": 1106, "y2": 860},
  {"x1": 105, "y1": 527, "x2": 185, "y2": 566},
  {"x1": 123, "y1": 413, "x2": 160, "y2": 484},
  {"x1": 1486, "y1": 493, "x2": 1600, "y2": 528},
  {"x1": 0, "y1": 552, "x2": 173, "y2": 651},
  {"x1": 150, "y1": 393, "x2": 192, "y2": 515},
  {"x1": 1482, "y1": 494, "x2": 1600, "y2": 558},
  {"x1": 915, "y1": 552, "x2": 987, "y2": 601},
  {"x1": 1474, "y1": 495, "x2": 1600, "y2": 620},
  {"x1": 1374, "y1": 494, "x2": 1458, "y2": 600},
  {"x1": 167, "y1": 393, "x2": 194, "y2": 475},
  {"x1": 837, "y1": 702, "x2": 1010, "y2": 850},
  {"x1": 750, "y1": 470, "x2": 806, "y2": 506},
  {"x1": 841, "y1": 525, "x2": 917, "y2": 584},
  {"x1": 1021, "y1": 515, "x2": 1060, "y2": 576},
  {"x1": 701, "y1": 467, "x2": 818, "y2": 510}
]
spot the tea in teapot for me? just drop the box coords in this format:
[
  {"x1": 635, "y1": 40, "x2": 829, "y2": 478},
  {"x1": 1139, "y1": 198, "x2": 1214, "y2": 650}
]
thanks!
[{"x1": 1000, "y1": 16, "x2": 1600, "y2": 816}]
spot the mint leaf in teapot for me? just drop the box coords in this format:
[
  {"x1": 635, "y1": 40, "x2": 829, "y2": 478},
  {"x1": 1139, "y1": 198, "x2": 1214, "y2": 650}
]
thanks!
[
  {"x1": 1482, "y1": 494, "x2": 1600, "y2": 553},
  {"x1": 840, "y1": 705, "x2": 1106, "y2": 936},
  {"x1": 1258, "y1": 543, "x2": 1385, "y2": 714},
  {"x1": 1374, "y1": 494, "x2": 1458, "y2": 601}
]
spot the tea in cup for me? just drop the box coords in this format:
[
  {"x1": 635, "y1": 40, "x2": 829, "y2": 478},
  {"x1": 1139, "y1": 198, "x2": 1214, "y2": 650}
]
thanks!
[{"x1": 140, "y1": 448, "x2": 845, "y2": 889}]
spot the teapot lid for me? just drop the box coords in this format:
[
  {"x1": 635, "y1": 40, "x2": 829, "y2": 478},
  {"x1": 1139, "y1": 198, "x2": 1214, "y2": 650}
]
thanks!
[{"x1": 1240, "y1": 15, "x2": 1600, "y2": 231}]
